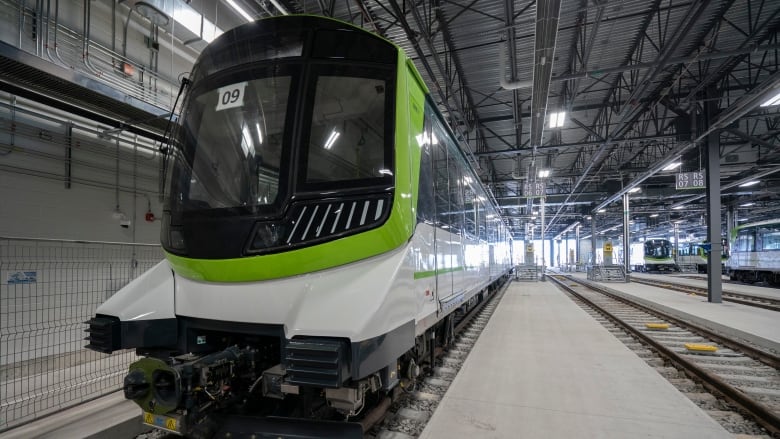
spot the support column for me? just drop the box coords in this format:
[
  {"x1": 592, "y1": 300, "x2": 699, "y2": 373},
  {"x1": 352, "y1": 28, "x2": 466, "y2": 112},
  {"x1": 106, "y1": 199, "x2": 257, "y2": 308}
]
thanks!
[
  {"x1": 705, "y1": 85, "x2": 722, "y2": 303},
  {"x1": 541, "y1": 196, "x2": 546, "y2": 280},
  {"x1": 575, "y1": 224, "x2": 581, "y2": 267},
  {"x1": 673, "y1": 223, "x2": 680, "y2": 265},
  {"x1": 623, "y1": 193, "x2": 630, "y2": 281},
  {"x1": 591, "y1": 216, "x2": 597, "y2": 265}
]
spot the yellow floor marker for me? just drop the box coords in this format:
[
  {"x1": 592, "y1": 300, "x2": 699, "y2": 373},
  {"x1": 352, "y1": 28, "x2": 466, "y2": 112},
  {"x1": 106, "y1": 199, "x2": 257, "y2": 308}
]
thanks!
[
  {"x1": 684, "y1": 343, "x2": 718, "y2": 353},
  {"x1": 645, "y1": 323, "x2": 670, "y2": 330}
]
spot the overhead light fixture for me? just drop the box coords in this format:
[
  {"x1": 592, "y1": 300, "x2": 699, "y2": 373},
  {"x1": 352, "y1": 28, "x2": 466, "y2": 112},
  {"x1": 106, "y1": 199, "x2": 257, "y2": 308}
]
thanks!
[
  {"x1": 538, "y1": 169, "x2": 551, "y2": 178},
  {"x1": 739, "y1": 180, "x2": 760, "y2": 187},
  {"x1": 649, "y1": 213, "x2": 659, "y2": 217},
  {"x1": 760, "y1": 90, "x2": 780, "y2": 107},
  {"x1": 269, "y1": 0, "x2": 290, "y2": 14},
  {"x1": 134, "y1": 2, "x2": 170, "y2": 26},
  {"x1": 672, "y1": 205, "x2": 684, "y2": 210},
  {"x1": 255, "y1": 123, "x2": 263, "y2": 144},
  {"x1": 324, "y1": 130, "x2": 340, "y2": 150},
  {"x1": 662, "y1": 162, "x2": 681, "y2": 171},
  {"x1": 549, "y1": 111, "x2": 566, "y2": 128},
  {"x1": 597, "y1": 209, "x2": 605, "y2": 213},
  {"x1": 739, "y1": 202, "x2": 754, "y2": 207},
  {"x1": 224, "y1": 0, "x2": 255, "y2": 22},
  {"x1": 628, "y1": 187, "x2": 641, "y2": 193}
]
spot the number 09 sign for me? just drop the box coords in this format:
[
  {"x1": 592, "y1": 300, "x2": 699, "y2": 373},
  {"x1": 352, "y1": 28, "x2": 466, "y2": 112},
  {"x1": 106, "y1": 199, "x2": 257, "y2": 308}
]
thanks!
[{"x1": 215, "y1": 82, "x2": 248, "y2": 111}]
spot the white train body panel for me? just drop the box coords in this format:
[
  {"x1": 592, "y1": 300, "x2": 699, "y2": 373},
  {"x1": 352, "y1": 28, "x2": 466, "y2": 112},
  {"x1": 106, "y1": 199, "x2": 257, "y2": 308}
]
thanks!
[
  {"x1": 174, "y1": 244, "x2": 416, "y2": 342},
  {"x1": 96, "y1": 260, "x2": 175, "y2": 321}
]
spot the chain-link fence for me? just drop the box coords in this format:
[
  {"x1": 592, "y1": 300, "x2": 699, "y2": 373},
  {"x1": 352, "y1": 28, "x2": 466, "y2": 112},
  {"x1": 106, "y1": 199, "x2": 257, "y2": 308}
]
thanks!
[{"x1": 0, "y1": 237, "x2": 163, "y2": 432}]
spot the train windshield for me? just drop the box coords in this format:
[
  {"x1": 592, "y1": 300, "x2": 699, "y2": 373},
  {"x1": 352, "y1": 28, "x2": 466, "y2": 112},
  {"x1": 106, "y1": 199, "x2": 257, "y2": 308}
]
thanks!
[
  {"x1": 645, "y1": 240, "x2": 672, "y2": 258},
  {"x1": 171, "y1": 66, "x2": 297, "y2": 212}
]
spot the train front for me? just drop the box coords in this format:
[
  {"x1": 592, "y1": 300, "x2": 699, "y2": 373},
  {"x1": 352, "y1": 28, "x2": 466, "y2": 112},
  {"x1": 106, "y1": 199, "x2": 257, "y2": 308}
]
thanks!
[{"x1": 86, "y1": 16, "x2": 416, "y2": 438}]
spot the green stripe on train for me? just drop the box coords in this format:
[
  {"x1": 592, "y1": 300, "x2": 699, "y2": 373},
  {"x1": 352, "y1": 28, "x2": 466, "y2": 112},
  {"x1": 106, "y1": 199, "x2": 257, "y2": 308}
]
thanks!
[{"x1": 413, "y1": 266, "x2": 465, "y2": 279}]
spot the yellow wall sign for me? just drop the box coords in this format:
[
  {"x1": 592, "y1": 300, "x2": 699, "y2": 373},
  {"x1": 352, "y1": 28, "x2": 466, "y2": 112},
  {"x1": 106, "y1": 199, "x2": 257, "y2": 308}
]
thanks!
[
  {"x1": 526, "y1": 244, "x2": 534, "y2": 253},
  {"x1": 604, "y1": 242, "x2": 613, "y2": 252}
]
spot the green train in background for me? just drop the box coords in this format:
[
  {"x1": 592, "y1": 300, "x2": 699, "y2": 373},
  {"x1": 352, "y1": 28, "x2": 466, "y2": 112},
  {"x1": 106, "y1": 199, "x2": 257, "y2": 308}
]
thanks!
[{"x1": 86, "y1": 15, "x2": 513, "y2": 438}]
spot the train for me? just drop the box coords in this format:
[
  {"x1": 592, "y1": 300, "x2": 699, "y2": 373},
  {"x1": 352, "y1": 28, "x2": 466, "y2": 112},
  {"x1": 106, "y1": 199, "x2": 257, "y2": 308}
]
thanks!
[
  {"x1": 726, "y1": 218, "x2": 780, "y2": 286},
  {"x1": 676, "y1": 238, "x2": 729, "y2": 273},
  {"x1": 85, "y1": 15, "x2": 513, "y2": 438},
  {"x1": 639, "y1": 238, "x2": 678, "y2": 272}
]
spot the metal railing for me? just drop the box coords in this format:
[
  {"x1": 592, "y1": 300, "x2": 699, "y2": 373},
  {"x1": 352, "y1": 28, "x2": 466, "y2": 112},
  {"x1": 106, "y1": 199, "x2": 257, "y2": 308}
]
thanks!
[{"x1": 0, "y1": 237, "x2": 163, "y2": 432}]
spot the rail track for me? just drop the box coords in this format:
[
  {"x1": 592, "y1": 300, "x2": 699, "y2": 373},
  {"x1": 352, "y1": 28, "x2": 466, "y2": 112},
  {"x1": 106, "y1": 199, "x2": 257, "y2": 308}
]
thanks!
[
  {"x1": 366, "y1": 277, "x2": 512, "y2": 438},
  {"x1": 549, "y1": 274, "x2": 779, "y2": 437},
  {"x1": 631, "y1": 276, "x2": 780, "y2": 312}
]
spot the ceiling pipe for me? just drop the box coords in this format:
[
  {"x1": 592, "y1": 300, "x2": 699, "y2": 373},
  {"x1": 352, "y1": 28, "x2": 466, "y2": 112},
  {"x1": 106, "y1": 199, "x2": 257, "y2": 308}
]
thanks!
[
  {"x1": 498, "y1": 40, "x2": 532, "y2": 89},
  {"x1": 528, "y1": 0, "x2": 562, "y2": 151}
]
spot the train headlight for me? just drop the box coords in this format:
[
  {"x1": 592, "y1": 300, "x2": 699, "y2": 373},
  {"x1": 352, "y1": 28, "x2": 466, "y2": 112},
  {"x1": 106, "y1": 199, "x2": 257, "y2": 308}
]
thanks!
[
  {"x1": 161, "y1": 212, "x2": 187, "y2": 253},
  {"x1": 251, "y1": 222, "x2": 288, "y2": 249}
]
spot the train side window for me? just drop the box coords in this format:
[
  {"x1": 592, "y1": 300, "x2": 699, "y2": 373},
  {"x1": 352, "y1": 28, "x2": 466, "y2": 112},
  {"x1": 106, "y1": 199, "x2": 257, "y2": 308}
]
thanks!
[
  {"x1": 416, "y1": 116, "x2": 435, "y2": 223},
  {"x1": 736, "y1": 229, "x2": 755, "y2": 252},
  {"x1": 463, "y1": 185, "x2": 477, "y2": 239},
  {"x1": 444, "y1": 134, "x2": 465, "y2": 235},
  {"x1": 760, "y1": 225, "x2": 780, "y2": 250},
  {"x1": 431, "y1": 123, "x2": 449, "y2": 229}
]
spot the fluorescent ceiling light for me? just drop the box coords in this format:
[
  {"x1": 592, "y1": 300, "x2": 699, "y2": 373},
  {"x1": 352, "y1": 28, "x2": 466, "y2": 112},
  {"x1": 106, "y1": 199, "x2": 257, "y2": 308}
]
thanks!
[
  {"x1": 597, "y1": 209, "x2": 605, "y2": 213},
  {"x1": 538, "y1": 169, "x2": 551, "y2": 178},
  {"x1": 662, "y1": 162, "x2": 681, "y2": 171},
  {"x1": 739, "y1": 180, "x2": 760, "y2": 187},
  {"x1": 649, "y1": 213, "x2": 659, "y2": 217},
  {"x1": 173, "y1": 5, "x2": 223, "y2": 43},
  {"x1": 760, "y1": 90, "x2": 780, "y2": 107},
  {"x1": 628, "y1": 187, "x2": 641, "y2": 193},
  {"x1": 225, "y1": 0, "x2": 254, "y2": 22},
  {"x1": 324, "y1": 130, "x2": 340, "y2": 150},
  {"x1": 269, "y1": 0, "x2": 290, "y2": 14},
  {"x1": 672, "y1": 205, "x2": 684, "y2": 210},
  {"x1": 549, "y1": 111, "x2": 565, "y2": 128},
  {"x1": 739, "y1": 202, "x2": 754, "y2": 207}
]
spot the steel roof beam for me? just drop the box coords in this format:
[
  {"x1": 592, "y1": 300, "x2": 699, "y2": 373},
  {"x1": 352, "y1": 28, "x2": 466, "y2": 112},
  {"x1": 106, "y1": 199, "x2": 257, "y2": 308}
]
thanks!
[{"x1": 594, "y1": 69, "x2": 780, "y2": 212}]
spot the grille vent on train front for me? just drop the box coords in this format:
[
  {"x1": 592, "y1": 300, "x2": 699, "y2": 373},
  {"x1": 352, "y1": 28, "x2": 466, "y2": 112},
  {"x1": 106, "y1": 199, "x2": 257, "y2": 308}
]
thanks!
[
  {"x1": 84, "y1": 315, "x2": 121, "y2": 354},
  {"x1": 284, "y1": 339, "x2": 350, "y2": 388},
  {"x1": 247, "y1": 194, "x2": 392, "y2": 254}
]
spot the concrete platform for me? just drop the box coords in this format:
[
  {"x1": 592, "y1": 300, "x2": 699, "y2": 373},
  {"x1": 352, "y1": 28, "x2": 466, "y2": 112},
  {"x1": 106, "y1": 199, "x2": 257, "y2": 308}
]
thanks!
[
  {"x1": 419, "y1": 280, "x2": 732, "y2": 439},
  {"x1": 0, "y1": 392, "x2": 146, "y2": 439},
  {"x1": 575, "y1": 272, "x2": 780, "y2": 352}
]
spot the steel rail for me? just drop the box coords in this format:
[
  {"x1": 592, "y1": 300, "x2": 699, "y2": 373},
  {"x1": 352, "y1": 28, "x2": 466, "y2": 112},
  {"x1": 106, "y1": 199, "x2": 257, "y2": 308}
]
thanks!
[{"x1": 631, "y1": 278, "x2": 780, "y2": 312}]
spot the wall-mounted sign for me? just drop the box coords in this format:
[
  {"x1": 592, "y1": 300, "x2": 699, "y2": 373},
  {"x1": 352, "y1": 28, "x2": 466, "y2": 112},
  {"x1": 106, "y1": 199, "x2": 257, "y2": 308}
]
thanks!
[
  {"x1": 604, "y1": 242, "x2": 613, "y2": 253},
  {"x1": 7, "y1": 271, "x2": 37, "y2": 284}
]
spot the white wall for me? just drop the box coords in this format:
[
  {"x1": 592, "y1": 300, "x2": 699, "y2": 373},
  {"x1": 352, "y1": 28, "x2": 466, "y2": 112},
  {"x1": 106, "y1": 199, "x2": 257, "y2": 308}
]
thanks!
[
  {"x1": 1, "y1": 94, "x2": 163, "y2": 243},
  {"x1": 0, "y1": 170, "x2": 161, "y2": 243}
]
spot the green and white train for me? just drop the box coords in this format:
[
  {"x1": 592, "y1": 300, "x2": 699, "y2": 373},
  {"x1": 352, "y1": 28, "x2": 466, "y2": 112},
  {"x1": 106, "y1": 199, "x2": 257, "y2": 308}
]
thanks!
[
  {"x1": 86, "y1": 15, "x2": 513, "y2": 437},
  {"x1": 727, "y1": 218, "x2": 780, "y2": 286}
]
